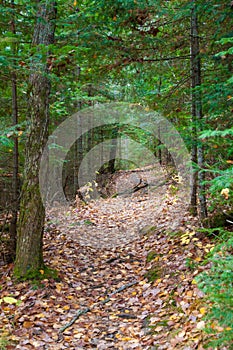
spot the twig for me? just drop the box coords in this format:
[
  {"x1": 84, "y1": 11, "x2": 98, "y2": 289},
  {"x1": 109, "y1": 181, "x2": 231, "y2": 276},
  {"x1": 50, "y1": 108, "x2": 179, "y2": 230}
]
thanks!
[
  {"x1": 58, "y1": 280, "x2": 138, "y2": 335},
  {"x1": 59, "y1": 307, "x2": 90, "y2": 333}
]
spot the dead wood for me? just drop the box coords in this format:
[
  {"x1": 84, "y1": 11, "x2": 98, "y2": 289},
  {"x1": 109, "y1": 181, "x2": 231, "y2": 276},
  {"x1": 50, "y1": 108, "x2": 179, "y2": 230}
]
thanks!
[{"x1": 58, "y1": 280, "x2": 138, "y2": 335}]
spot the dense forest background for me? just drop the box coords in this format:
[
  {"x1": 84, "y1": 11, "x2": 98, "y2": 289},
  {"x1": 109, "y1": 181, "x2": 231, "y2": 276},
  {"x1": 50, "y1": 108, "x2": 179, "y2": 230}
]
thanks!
[
  {"x1": 1, "y1": 0, "x2": 232, "y2": 212},
  {"x1": 0, "y1": 1, "x2": 233, "y2": 349}
]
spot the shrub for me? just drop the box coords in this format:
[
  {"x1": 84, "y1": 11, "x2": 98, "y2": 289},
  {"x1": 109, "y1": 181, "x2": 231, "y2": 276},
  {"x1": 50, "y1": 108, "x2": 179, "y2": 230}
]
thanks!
[{"x1": 196, "y1": 235, "x2": 233, "y2": 349}]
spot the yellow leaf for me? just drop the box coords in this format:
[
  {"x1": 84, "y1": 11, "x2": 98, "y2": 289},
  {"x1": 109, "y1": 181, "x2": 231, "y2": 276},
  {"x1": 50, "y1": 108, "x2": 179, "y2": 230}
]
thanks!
[
  {"x1": 109, "y1": 314, "x2": 118, "y2": 320},
  {"x1": 200, "y1": 307, "x2": 206, "y2": 315},
  {"x1": 121, "y1": 337, "x2": 133, "y2": 341},
  {"x1": 139, "y1": 280, "x2": 147, "y2": 285},
  {"x1": 221, "y1": 188, "x2": 229, "y2": 199},
  {"x1": 195, "y1": 257, "x2": 201, "y2": 262},
  {"x1": 55, "y1": 283, "x2": 62, "y2": 292},
  {"x1": 63, "y1": 305, "x2": 70, "y2": 310},
  {"x1": 39, "y1": 269, "x2": 44, "y2": 275},
  {"x1": 115, "y1": 333, "x2": 122, "y2": 339},
  {"x1": 204, "y1": 248, "x2": 211, "y2": 253},
  {"x1": 67, "y1": 295, "x2": 74, "y2": 299},
  {"x1": 169, "y1": 314, "x2": 179, "y2": 321},
  {"x1": 35, "y1": 313, "x2": 45, "y2": 318},
  {"x1": 74, "y1": 0, "x2": 77, "y2": 6}
]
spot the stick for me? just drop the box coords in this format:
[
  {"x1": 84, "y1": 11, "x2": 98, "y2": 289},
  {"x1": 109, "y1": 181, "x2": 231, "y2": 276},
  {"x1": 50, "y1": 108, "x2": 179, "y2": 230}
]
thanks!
[{"x1": 58, "y1": 280, "x2": 138, "y2": 334}]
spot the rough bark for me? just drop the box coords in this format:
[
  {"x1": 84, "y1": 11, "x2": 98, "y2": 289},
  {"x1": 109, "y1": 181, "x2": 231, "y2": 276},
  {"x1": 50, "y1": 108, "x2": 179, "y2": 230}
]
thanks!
[
  {"x1": 14, "y1": 0, "x2": 56, "y2": 278},
  {"x1": 9, "y1": 0, "x2": 19, "y2": 261}
]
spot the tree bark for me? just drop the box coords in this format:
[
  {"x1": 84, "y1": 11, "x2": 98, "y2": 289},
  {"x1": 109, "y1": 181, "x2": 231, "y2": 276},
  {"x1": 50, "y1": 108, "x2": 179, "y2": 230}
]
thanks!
[
  {"x1": 108, "y1": 127, "x2": 119, "y2": 174},
  {"x1": 9, "y1": 0, "x2": 19, "y2": 261},
  {"x1": 190, "y1": 0, "x2": 207, "y2": 218},
  {"x1": 14, "y1": 0, "x2": 56, "y2": 278}
]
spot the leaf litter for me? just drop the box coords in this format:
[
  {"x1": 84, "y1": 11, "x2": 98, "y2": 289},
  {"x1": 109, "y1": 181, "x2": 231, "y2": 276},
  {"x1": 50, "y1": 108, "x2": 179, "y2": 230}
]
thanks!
[{"x1": 0, "y1": 166, "x2": 215, "y2": 349}]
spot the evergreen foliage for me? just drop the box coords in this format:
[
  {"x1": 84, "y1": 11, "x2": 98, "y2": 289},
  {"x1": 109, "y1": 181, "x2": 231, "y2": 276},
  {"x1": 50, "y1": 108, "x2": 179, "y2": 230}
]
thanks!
[{"x1": 197, "y1": 233, "x2": 233, "y2": 349}]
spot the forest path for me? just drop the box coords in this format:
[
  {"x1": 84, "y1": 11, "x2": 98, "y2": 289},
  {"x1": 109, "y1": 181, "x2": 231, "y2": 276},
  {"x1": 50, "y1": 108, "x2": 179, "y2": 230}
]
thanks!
[
  {"x1": 0, "y1": 167, "x2": 213, "y2": 349},
  {"x1": 50, "y1": 165, "x2": 189, "y2": 250}
]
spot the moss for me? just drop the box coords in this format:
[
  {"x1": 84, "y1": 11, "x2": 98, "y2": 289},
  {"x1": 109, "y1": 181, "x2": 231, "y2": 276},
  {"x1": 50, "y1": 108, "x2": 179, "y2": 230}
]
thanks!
[
  {"x1": 144, "y1": 266, "x2": 161, "y2": 282},
  {"x1": 84, "y1": 219, "x2": 94, "y2": 225},
  {"x1": 146, "y1": 251, "x2": 158, "y2": 263},
  {"x1": 13, "y1": 265, "x2": 59, "y2": 282},
  {"x1": 185, "y1": 257, "x2": 198, "y2": 270},
  {"x1": 0, "y1": 337, "x2": 8, "y2": 350},
  {"x1": 139, "y1": 225, "x2": 157, "y2": 237}
]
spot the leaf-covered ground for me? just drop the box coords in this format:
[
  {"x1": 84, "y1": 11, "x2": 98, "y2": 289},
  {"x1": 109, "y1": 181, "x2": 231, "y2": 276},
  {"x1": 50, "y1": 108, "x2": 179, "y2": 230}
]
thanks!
[{"x1": 0, "y1": 167, "x2": 216, "y2": 349}]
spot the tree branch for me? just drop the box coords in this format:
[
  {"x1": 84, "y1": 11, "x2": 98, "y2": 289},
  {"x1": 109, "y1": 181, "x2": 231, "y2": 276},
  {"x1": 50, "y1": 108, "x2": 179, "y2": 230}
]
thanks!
[{"x1": 58, "y1": 280, "x2": 138, "y2": 335}]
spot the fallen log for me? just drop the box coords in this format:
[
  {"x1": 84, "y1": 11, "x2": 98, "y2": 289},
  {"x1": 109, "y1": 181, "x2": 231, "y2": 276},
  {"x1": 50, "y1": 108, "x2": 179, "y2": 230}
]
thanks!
[{"x1": 111, "y1": 179, "x2": 167, "y2": 198}]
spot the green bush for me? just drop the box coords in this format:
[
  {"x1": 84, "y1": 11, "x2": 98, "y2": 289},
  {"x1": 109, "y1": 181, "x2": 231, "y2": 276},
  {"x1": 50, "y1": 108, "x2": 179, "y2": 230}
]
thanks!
[{"x1": 196, "y1": 235, "x2": 233, "y2": 349}]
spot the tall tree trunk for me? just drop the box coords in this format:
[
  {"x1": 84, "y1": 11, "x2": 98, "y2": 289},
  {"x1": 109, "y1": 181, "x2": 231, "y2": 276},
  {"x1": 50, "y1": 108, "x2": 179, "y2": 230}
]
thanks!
[
  {"x1": 9, "y1": 0, "x2": 19, "y2": 261},
  {"x1": 14, "y1": 0, "x2": 56, "y2": 278},
  {"x1": 190, "y1": 0, "x2": 207, "y2": 218},
  {"x1": 108, "y1": 126, "x2": 119, "y2": 174}
]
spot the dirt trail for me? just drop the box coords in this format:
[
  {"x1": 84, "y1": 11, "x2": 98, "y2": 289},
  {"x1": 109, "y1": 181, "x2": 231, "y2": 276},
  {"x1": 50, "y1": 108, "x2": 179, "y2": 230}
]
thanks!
[
  {"x1": 49, "y1": 166, "x2": 190, "y2": 249},
  {"x1": 0, "y1": 167, "x2": 213, "y2": 349}
]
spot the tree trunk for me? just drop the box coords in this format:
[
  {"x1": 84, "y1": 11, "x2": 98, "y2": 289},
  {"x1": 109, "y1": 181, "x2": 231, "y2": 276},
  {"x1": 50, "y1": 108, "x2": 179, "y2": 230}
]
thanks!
[
  {"x1": 9, "y1": 0, "x2": 19, "y2": 261},
  {"x1": 108, "y1": 127, "x2": 119, "y2": 173},
  {"x1": 14, "y1": 0, "x2": 56, "y2": 279},
  {"x1": 190, "y1": 0, "x2": 207, "y2": 218}
]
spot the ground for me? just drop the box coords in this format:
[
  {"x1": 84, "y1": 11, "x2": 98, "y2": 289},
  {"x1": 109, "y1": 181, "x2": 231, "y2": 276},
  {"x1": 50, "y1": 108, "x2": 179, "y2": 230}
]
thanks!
[{"x1": 0, "y1": 166, "x2": 217, "y2": 349}]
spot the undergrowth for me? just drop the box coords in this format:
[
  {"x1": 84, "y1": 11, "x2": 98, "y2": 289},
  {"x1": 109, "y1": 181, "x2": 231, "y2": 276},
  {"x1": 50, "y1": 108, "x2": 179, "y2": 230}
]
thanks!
[{"x1": 196, "y1": 229, "x2": 233, "y2": 349}]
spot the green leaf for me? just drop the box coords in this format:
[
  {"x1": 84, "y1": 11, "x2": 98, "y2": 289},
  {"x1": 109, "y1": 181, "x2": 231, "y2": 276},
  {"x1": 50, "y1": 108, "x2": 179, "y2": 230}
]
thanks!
[{"x1": 0, "y1": 296, "x2": 18, "y2": 304}]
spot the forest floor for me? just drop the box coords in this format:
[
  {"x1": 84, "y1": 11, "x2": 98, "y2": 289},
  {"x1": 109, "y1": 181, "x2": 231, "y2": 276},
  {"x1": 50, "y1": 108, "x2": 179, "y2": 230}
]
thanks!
[{"x1": 0, "y1": 166, "x2": 217, "y2": 349}]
